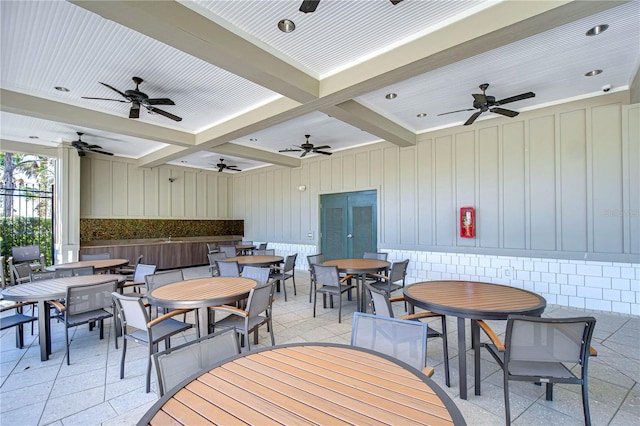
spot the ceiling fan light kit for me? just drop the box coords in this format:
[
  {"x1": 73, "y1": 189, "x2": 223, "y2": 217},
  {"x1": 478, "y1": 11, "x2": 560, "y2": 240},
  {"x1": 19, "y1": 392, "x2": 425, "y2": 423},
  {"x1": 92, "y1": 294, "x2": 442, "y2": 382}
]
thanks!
[
  {"x1": 279, "y1": 134, "x2": 332, "y2": 158},
  {"x1": 70, "y1": 132, "x2": 114, "y2": 157},
  {"x1": 214, "y1": 158, "x2": 242, "y2": 173}
]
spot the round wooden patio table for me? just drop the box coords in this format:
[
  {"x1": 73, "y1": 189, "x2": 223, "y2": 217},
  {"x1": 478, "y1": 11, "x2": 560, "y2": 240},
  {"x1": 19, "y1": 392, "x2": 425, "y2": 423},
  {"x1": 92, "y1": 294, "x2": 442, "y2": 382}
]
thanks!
[
  {"x1": 323, "y1": 258, "x2": 390, "y2": 312},
  {"x1": 146, "y1": 277, "x2": 257, "y2": 336},
  {"x1": 403, "y1": 280, "x2": 546, "y2": 400},
  {"x1": 138, "y1": 343, "x2": 466, "y2": 426},
  {"x1": 46, "y1": 258, "x2": 129, "y2": 273},
  {"x1": 1, "y1": 274, "x2": 125, "y2": 361}
]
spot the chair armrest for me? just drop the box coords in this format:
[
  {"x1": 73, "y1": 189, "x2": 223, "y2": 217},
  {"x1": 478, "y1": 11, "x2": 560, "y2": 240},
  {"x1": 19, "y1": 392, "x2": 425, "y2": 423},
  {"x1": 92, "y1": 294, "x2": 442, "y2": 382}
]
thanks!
[
  {"x1": 400, "y1": 311, "x2": 441, "y2": 320},
  {"x1": 210, "y1": 305, "x2": 248, "y2": 318},
  {"x1": 389, "y1": 296, "x2": 405, "y2": 303},
  {"x1": 49, "y1": 300, "x2": 66, "y2": 312},
  {"x1": 0, "y1": 301, "x2": 35, "y2": 312},
  {"x1": 477, "y1": 320, "x2": 505, "y2": 351},
  {"x1": 339, "y1": 274, "x2": 355, "y2": 283},
  {"x1": 120, "y1": 280, "x2": 144, "y2": 288},
  {"x1": 366, "y1": 272, "x2": 388, "y2": 281},
  {"x1": 147, "y1": 308, "x2": 192, "y2": 327},
  {"x1": 589, "y1": 346, "x2": 598, "y2": 357},
  {"x1": 422, "y1": 366, "x2": 435, "y2": 377}
]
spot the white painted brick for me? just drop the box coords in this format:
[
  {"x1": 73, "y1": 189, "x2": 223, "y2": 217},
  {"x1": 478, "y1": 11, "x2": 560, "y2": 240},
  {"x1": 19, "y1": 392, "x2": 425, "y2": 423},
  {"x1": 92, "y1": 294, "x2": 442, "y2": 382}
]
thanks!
[
  {"x1": 530, "y1": 272, "x2": 541, "y2": 282},
  {"x1": 516, "y1": 271, "x2": 530, "y2": 281},
  {"x1": 523, "y1": 281, "x2": 535, "y2": 291},
  {"x1": 523, "y1": 261, "x2": 534, "y2": 271},
  {"x1": 432, "y1": 263, "x2": 446, "y2": 272},
  {"x1": 446, "y1": 264, "x2": 457, "y2": 274},
  {"x1": 542, "y1": 293, "x2": 557, "y2": 304},
  {"x1": 602, "y1": 289, "x2": 621, "y2": 301},
  {"x1": 632, "y1": 303, "x2": 640, "y2": 316},
  {"x1": 578, "y1": 287, "x2": 602, "y2": 299},
  {"x1": 611, "y1": 278, "x2": 630, "y2": 291},
  {"x1": 417, "y1": 252, "x2": 428, "y2": 263},
  {"x1": 441, "y1": 255, "x2": 452, "y2": 265},
  {"x1": 451, "y1": 256, "x2": 460, "y2": 265},
  {"x1": 427, "y1": 271, "x2": 442, "y2": 280},
  {"x1": 603, "y1": 266, "x2": 621, "y2": 278},
  {"x1": 591, "y1": 261, "x2": 614, "y2": 266},
  {"x1": 485, "y1": 268, "x2": 498, "y2": 278},
  {"x1": 585, "y1": 298, "x2": 611, "y2": 311},
  {"x1": 476, "y1": 267, "x2": 485, "y2": 277},
  {"x1": 549, "y1": 283, "x2": 560, "y2": 294},
  {"x1": 556, "y1": 294, "x2": 568, "y2": 306},
  {"x1": 577, "y1": 264, "x2": 603, "y2": 276},
  {"x1": 584, "y1": 276, "x2": 611, "y2": 289},
  {"x1": 510, "y1": 259, "x2": 524, "y2": 270},
  {"x1": 621, "y1": 290, "x2": 635, "y2": 301},
  {"x1": 549, "y1": 262, "x2": 560, "y2": 273},
  {"x1": 534, "y1": 262, "x2": 549, "y2": 273},
  {"x1": 611, "y1": 301, "x2": 631, "y2": 315},
  {"x1": 621, "y1": 267, "x2": 635, "y2": 279},
  {"x1": 568, "y1": 275, "x2": 585, "y2": 285},
  {"x1": 459, "y1": 257, "x2": 471, "y2": 266},
  {"x1": 491, "y1": 258, "x2": 510, "y2": 268},
  {"x1": 561, "y1": 285, "x2": 576, "y2": 296},
  {"x1": 479, "y1": 257, "x2": 491, "y2": 267},
  {"x1": 510, "y1": 280, "x2": 524, "y2": 289},
  {"x1": 561, "y1": 263, "x2": 577, "y2": 275},
  {"x1": 442, "y1": 272, "x2": 452, "y2": 280},
  {"x1": 457, "y1": 265, "x2": 466, "y2": 274},
  {"x1": 540, "y1": 272, "x2": 556, "y2": 283},
  {"x1": 465, "y1": 266, "x2": 476, "y2": 276},
  {"x1": 427, "y1": 254, "x2": 441, "y2": 263},
  {"x1": 535, "y1": 282, "x2": 549, "y2": 293},
  {"x1": 631, "y1": 280, "x2": 640, "y2": 292},
  {"x1": 460, "y1": 274, "x2": 471, "y2": 281},
  {"x1": 569, "y1": 297, "x2": 585, "y2": 308},
  {"x1": 556, "y1": 274, "x2": 568, "y2": 284}
]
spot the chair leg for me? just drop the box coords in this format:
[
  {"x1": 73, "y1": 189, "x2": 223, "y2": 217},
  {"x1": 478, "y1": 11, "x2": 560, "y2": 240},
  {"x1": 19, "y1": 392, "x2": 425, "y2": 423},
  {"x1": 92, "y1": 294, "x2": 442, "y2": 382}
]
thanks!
[
  {"x1": 99, "y1": 319, "x2": 105, "y2": 340},
  {"x1": 65, "y1": 324, "x2": 71, "y2": 365},
  {"x1": 581, "y1": 380, "x2": 592, "y2": 426},
  {"x1": 441, "y1": 315, "x2": 450, "y2": 387},
  {"x1": 292, "y1": 275, "x2": 297, "y2": 296},
  {"x1": 15, "y1": 324, "x2": 25, "y2": 349},
  {"x1": 146, "y1": 345, "x2": 152, "y2": 393},
  {"x1": 504, "y1": 374, "x2": 511, "y2": 425},
  {"x1": 282, "y1": 278, "x2": 288, "y2": 302},
  {"x1": 313, "y1": 290, "x2": 317, "y2": 318},
  {"x1": 269, "y1": 319, "x2": 275, "y2": 346},
  {"x1": 338, "y1": 292, "x2": 342, "y2": 323},
  {"x1": 546, "y1": 383, "x2": 553, "y2": 401},
  {"x1": 120, "y1": 339, "x2": 127, "y2": 379}
]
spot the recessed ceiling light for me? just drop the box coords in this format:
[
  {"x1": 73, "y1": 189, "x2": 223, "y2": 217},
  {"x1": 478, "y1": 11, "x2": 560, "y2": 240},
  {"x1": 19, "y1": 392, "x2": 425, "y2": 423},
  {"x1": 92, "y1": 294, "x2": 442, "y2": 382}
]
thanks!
[
  {"x1": 29, "y1": 135, "x2": 39, "y2": 139},
  {"x1": 54, "y1": 86, "x2": 69, "y2": 92},
  {"x1": 586, "y1": 24, "x2": 609, "y2": 36},
  {"x1": 385, "y1": 93, "x2": 397, "y2": 100},
  {"x1": 180, "y1": 160, "x2": 187, "y2": 163},
  {"x1": 250, "y1": 138, "x2": 258, "y2": 142},
  {"x1": 278, "y1": 19, "x2": 295, "y2": 33},
  {"x1": 585, "y1": 69, "x2": 603, "y2": 77},
  {"x1": 416, "y1": 113, "x2": 427, "y2": 118}
]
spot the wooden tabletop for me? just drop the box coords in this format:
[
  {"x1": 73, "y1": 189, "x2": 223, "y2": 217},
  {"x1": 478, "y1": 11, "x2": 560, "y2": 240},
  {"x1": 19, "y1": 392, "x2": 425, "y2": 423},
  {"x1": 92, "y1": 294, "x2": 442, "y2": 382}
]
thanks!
[
  {"x1": 140, "y1": 343, "x2": 466, "y2": 426},
  {"x1": 404, "y1": 280, "x2": 546, "y2": 320},
  {"x1": 46, "y1": 258, "x2": 129, "y2": 271},
  {"x1": 146, "y1": 277, "x2": 257, "y2": 310},
  {"x1": 323, "y1": 258, "x2": 390, "y2": 273},
  {"x1": 1, "y1": 274, "x2": 125, "y2": 302},
  {"x1": 225, "y1": 255, "x2": 283, "y2": 266}
]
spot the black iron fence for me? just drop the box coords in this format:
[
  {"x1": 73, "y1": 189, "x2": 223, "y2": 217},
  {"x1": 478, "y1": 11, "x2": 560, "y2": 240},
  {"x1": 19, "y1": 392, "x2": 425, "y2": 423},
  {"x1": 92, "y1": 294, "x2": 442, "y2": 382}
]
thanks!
[{"x1": 1, "y1": 185, "x2": 54, "y2": 271}]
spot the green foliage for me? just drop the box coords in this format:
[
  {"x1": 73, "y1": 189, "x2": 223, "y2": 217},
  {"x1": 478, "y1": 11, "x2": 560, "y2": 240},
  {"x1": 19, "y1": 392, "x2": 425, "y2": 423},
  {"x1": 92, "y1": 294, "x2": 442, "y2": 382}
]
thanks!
[{"x1": 1, "y1": 217, "x2": 53, "y2": 279}]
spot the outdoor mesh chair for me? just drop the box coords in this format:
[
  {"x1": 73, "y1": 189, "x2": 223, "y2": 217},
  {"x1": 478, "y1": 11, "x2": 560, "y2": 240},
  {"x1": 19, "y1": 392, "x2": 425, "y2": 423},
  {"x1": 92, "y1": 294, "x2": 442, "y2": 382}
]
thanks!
[
  {"x1": 306, "y1": 253, "x2": 324, "y2": 303},
  {"x1": 112, "y1": 292, "x2": 193, "y2": 393},
  {"x1": 219, "y1": 246, "x2": 238, "y2": 257},
  {"x1": 367, "y1": 259, "x2": 408, "y2": 296},
  {"x1": 153, "y1": 327, "x2": 240, "y2": 397},
  {"x1": 210, "y1": 282, "x2": 276, "y2": 350},
  {"x1": 311, "y1": 264, "x2": 357, "y2": 323},
  {"x1": 478, "y1": 315, "x2": 597, "y2": 425},
  {"x1": 365, "y1": 282, "x2": 450, "y2": 386},
  {"x1": 351, "y1": 312, "x2": 434, "y2": 377},
  {"x1": 54, "y1": 266, "x2": 95, "y2": 277},
  {"x1": 208, "y1": 252, "x2": 227, "y2": 276},
  {"x1": 216, "y1": 260, "x2": 241, "y2": 277},
  {"x1": 50, "y1": 279, "x2": 118, "y2": 365},
  {"x1": 270, "y1": 253, "x2": 297, "y2": 301},
  {"x1": 241, "y1": 265, "x2": 271, "y2": 285},
  {"x1": 0, "y1": 301, "x2": 36, "y2": 349},
  {"x1": 119, "y1": 263, "x2": 156, "y2": 295}
]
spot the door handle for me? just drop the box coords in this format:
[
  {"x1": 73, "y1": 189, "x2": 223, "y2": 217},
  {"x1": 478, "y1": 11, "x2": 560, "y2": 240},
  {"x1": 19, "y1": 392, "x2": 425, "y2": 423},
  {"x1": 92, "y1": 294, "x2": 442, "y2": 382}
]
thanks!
[{"x1": 347, "y1": 234, "x2": 353, "y2": 238}]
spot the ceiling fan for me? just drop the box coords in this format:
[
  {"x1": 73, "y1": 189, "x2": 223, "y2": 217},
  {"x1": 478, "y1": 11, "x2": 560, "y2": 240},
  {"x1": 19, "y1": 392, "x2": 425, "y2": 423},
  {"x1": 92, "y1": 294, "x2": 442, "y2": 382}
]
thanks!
[
  {"x1": 299, "y1": 0, "x2": 402, "y2": 13},
  {"x1": 438, "y1": 83, "x2": 535, "y2": 126},
  {"x1": 82, "y1": 77, "x2": 182, "y2": 122},
  {"x1": 213, "y1": 158, "x2": 242, "y2": 173},
  {"x1": 279, "y1": 134, "x2": 332, "y2": 158},
  {"x1": 70, "y1": 132, "x2": 113, "y2": 157}
]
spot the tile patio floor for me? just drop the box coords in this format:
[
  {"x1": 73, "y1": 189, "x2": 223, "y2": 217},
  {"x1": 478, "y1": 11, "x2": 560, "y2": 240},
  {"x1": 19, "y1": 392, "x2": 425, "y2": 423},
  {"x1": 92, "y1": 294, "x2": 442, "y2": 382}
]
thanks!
[{"x1": 1, "y1": 266, "x2": 638, "y2": 425}]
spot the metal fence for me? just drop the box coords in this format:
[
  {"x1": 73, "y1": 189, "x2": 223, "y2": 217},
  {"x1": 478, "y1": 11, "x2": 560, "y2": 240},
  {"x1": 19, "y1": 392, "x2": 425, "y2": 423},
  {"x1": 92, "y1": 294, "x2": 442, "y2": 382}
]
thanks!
[{"x1": 0, "y1": 185, "x2": 54, "y2": 267}]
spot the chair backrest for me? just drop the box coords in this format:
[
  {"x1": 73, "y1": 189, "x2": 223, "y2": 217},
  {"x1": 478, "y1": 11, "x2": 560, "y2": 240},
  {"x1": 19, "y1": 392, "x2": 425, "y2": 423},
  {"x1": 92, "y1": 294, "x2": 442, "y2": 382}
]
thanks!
[
  {"x1": 283, "y1": 253, "x2": 297, "y2": 272},
  {"x1": 219, "y1": 246, "x2": 237, "y2": 257},
  {"x1": 252, "y1": 249, "x2": 267, "y2": 256},
  {"x1": 351, "y1": 312, "x2": 428, "y2": 371},
  {"x1": 246, "y1": 282, "x2": 275, "y2": 321},
  {"x1": 11, "y1": 245, "x2": 41, "y2": 263},
  {"x1": 257, "y1": 243, "x2": 267, "y2": 250},
  {"x1": 307, "y1": 253, "x2": 323, "y2": 271},
  {"x1": 30, "y1": 271, "x2": 56, "y2": 281},
  {"x1": 241, "y1": 266, "x2": 270, "y2": 285},
  {"x1": 363, "y1": 252, "x2": 388, "y2": 261},
  {"x1": 264, "y1": 249, "x2": 275, "y2": 256},
  {"x1": 206, "y1": 243, "x2": 218, "y2": 253},
  {"x1": 80, "y1": 252, "x2": 111, "y2": 261},
  {"x1": 9, "y1": 261, "x2": 33, "y2": 285},
  {"x1": 153, "y1": 327, "x2": 241, "y2": 397},
  {"x1": 388, "y1": 259, "x2": 409, "y2": 283},
  {"x1": 311, "y1": 264, "x2": 340, "y2": 288},
  {"x1": 145, "y1": 270, "x2": 184, "y2": 292},
  {"x1": 66, "y1": 280, "x2": 117, "y2": 316},
  {"x1": 56, "y1": 266, "x2": 95, "y2": 276},
  {"x1": 112, "y1": 291, "x2": 151, "y2": 331},
  {"x1": 216, "y1": 260, "x2": 241, "y2": 277},
  {"x1": 133, "y1": 263, "x2": 157, "y2": 283},
  {"x1": 505, "y1": 315, "x2": 596, "y2": 367},
  {"x1": 365, "y1": 283, "x2": 395, "y2": 318}
]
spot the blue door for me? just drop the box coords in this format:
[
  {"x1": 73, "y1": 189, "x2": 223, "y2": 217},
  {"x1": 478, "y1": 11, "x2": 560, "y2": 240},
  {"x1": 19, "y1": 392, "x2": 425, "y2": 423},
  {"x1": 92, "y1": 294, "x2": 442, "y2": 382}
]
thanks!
[{"x1": 320, "y1": 190, "x2": 377, "y2": 260}]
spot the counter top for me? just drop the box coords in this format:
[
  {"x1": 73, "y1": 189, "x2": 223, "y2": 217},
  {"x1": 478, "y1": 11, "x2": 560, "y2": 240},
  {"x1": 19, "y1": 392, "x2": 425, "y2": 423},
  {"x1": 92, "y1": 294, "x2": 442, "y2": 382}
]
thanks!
[{"x1": 82, "y1": 235, "x2": 243, "y2": 248}]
